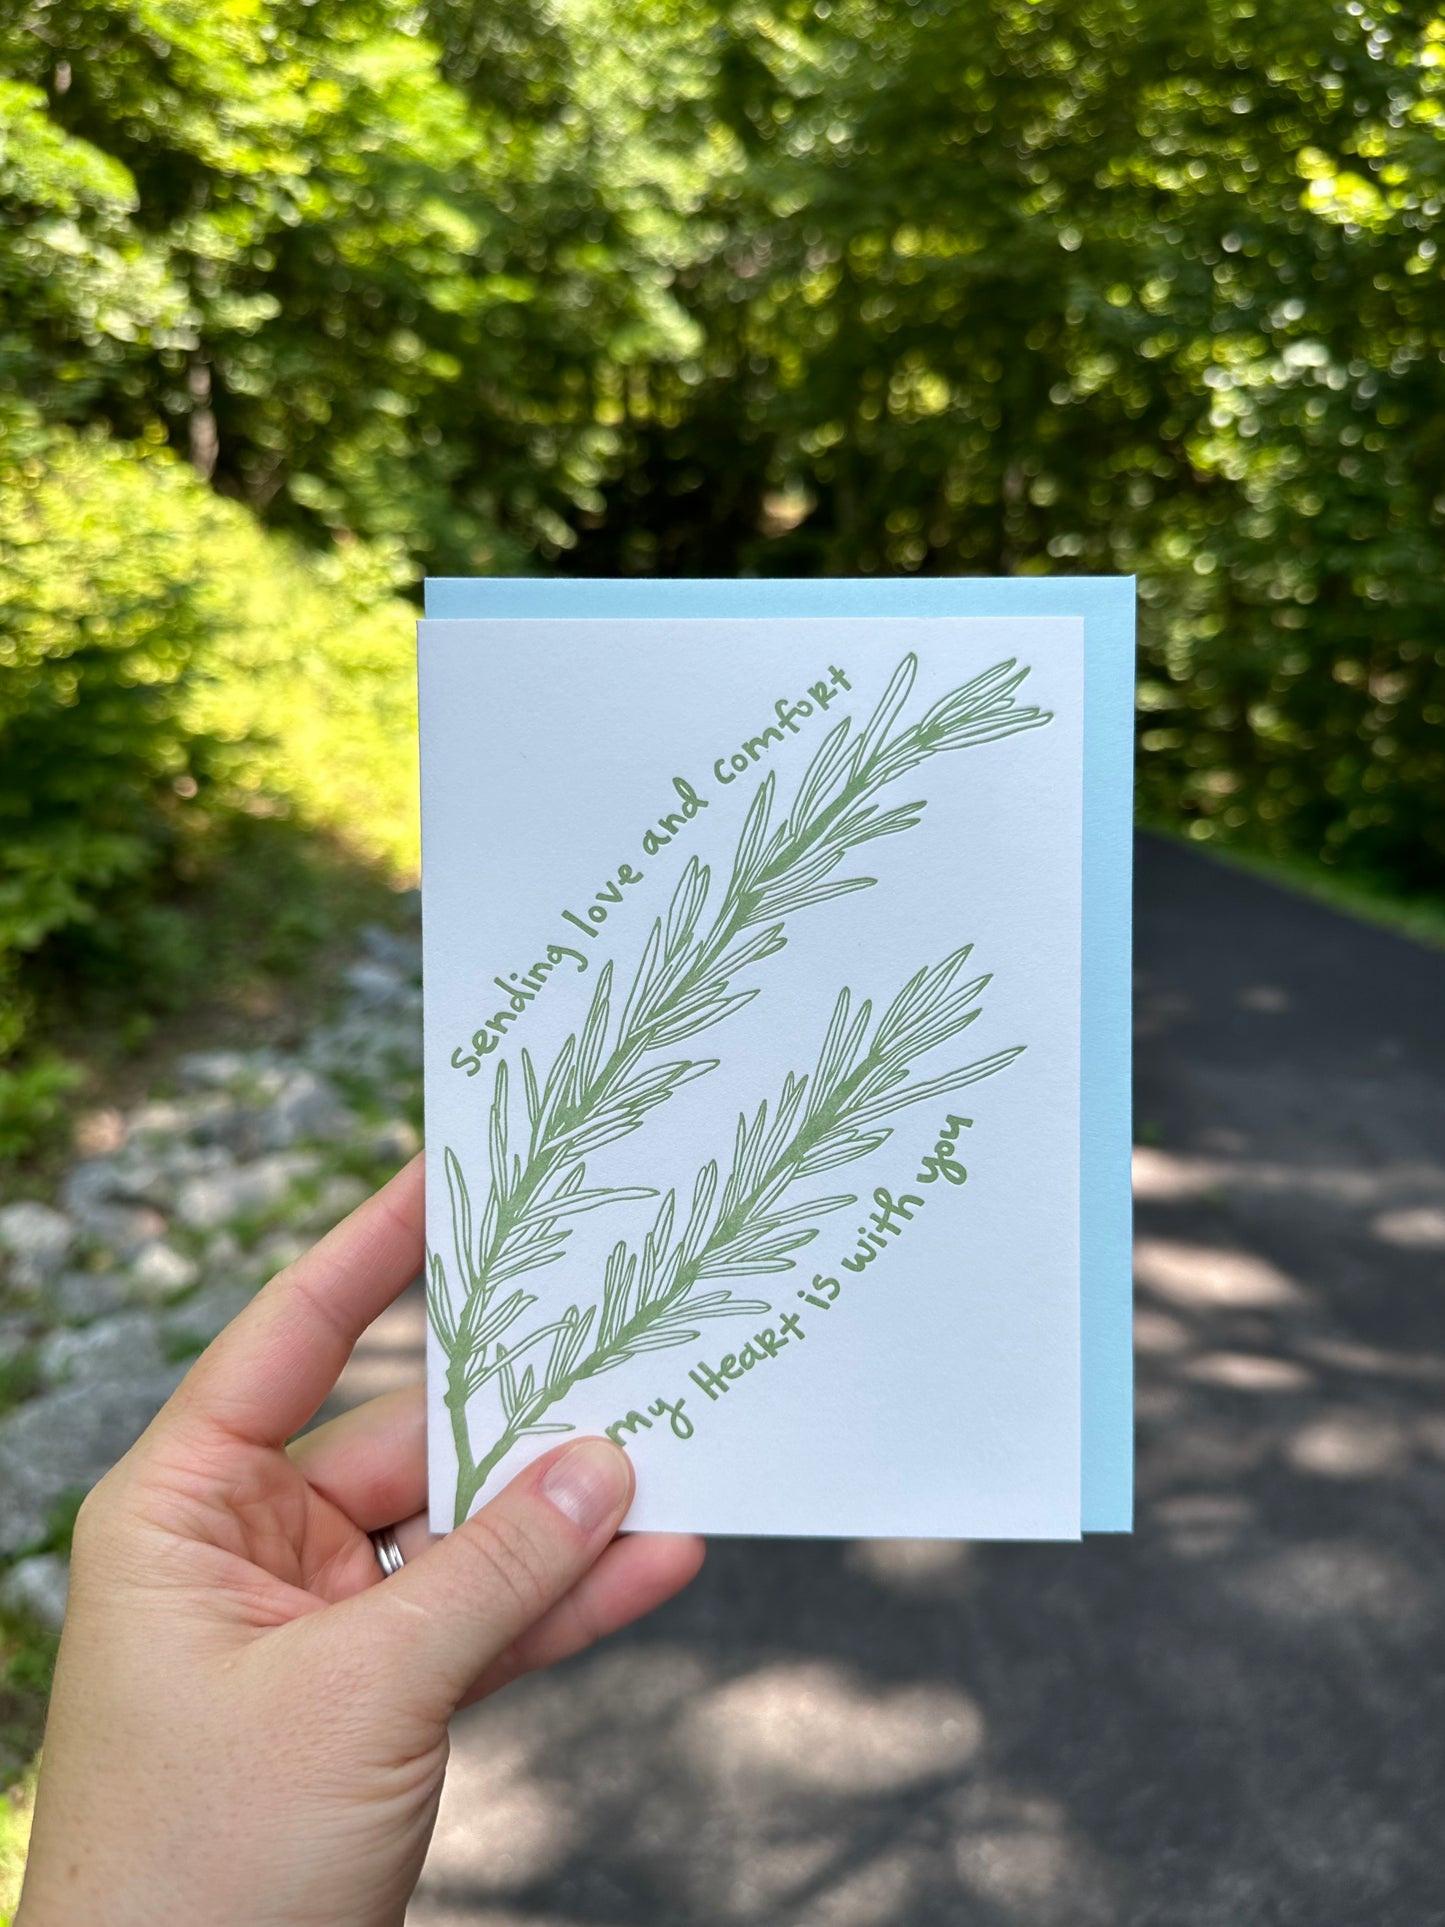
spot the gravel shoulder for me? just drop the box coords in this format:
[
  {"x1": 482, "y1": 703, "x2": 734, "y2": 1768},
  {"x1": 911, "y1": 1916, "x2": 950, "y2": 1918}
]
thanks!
[{"x1": 0, "y1": 911, "x2": 424, "y2": 1631}]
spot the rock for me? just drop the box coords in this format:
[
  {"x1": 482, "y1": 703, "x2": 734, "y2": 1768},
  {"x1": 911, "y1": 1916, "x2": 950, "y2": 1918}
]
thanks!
[
  {"x1": 254, "y1": 1067, "x2": 352, "y2": 1151},
  {"x1": 359, "y1": 924, "x2": 422, "y2": 978},
  {"x1": 202, "y1": 1229, "x2": 243, "y2": 1272},
  {"x1": 73, "y1": 1107, "x2": 127, "y2": 1158},
  {"x1": 128, "y1": 1241, "x2": 201, "y2": 1304},
  {"x1": 72, "y1": 1200, "x2": 168, "y2": 1262},
  {"x1": 371, "y1": 1117, "x2": 420, "y2": 1165},
  {"x1": 162, "y1": 1280, "x2": 254, "y2": 1352},
  {"x1": 0, "y1": 1554, "x2": 70, "y2": 1632},
  {"x1": 306, "y1": 1009, "x2": 422, "y2": 1082},
  {"x1": 299, "y1": 1173, "x2": 369, "y2": 1235},
  {"x1": 153, "y1": 1142, "x2": 232, "y2": 1181},
  {"x1": 0, "y1": 1201, "x2": 76, "y2": 1290},
  {"x1": 176, "y1": 1048, "x2": 255, "y2": 1090},
  {"x1": 181, "y1": 1092, "x2": 254, "y2": 1151},
  {"x1": 250, "y1": 1227, "x2": 310, "y2": 1277},
  {"x1": 39, "y1": 1312, "x2": 166, "y2": 1390},
  {"x1": 344, "y1": 958, "x2": 409, "y2": 1008},
  {"x1": 0, "y1": 1314, "x2": 37, "y2": 1364},
  {"x1": 127, "y1": 1098, "x2": 193, "y2": 1137},
  {"x1": 47, "y1": 1270, "x2": 130, "y2": 1324},
  {"x1": 0, "y1": 1371, "x2": 184, "y2": 1554},
  {"x1": 60, "y1": 1154, "x2": 170, "y2": 1218},
  {"x1": 173, "y1": 1151, "x2": 318, "y2": 1232},
  {"x1": 349, "y1": 1015, "x2": 423, "y2": 1074},
  {"x1": 61, "y1": 1159, "x2": 124, "y2": 1217}
]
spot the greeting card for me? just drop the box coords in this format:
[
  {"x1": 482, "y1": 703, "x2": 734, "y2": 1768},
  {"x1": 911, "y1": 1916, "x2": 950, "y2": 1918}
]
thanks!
[{"x1": 419, "y1": 580, "x2": 1133, "y2": 1539}]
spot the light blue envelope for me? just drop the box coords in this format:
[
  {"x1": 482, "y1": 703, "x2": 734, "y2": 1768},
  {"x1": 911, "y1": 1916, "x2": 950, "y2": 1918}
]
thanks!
[{"x1": 424, "y1": 576, "x2": 1134, "y2": 1532}]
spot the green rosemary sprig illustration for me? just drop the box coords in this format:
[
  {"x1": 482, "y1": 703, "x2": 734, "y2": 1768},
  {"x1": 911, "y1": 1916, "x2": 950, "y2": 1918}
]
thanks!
[
  {"x1": 432, "y1": 653, "x2": 1050, "y2": 1508},
  {"x1": 450, "y1": 944, "x2": 1025, "y2": 1521}
]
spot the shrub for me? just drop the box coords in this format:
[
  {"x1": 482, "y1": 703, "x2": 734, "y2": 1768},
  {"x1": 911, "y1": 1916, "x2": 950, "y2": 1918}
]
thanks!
[
  {"x1": 0, "y1": 428, "x2": 418, "y2": 1084},
  {"x1": 0, "y1": 432, "x2": 227, "y2": 969}
]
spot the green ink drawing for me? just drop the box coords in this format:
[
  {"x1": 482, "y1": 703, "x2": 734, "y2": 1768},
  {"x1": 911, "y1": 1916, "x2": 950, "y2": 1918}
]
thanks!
[
  {"x1": 430, "y1": 653, "x2": 1051, "y2": 1524},
  {"x1": 445, "y1": 945, "x2": 1026, "y2": 1520}
]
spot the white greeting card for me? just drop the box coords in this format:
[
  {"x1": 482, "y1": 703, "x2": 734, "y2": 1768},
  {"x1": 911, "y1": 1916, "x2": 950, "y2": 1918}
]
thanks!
[{"x1": 418, "y1": 604, "x2": 1115, "y2": 1540}]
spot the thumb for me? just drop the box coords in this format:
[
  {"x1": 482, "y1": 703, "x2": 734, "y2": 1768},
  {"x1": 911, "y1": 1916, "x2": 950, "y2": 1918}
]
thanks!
[{"x1": 349, "y1": 1438, "x2": 634, "y2": 1716}]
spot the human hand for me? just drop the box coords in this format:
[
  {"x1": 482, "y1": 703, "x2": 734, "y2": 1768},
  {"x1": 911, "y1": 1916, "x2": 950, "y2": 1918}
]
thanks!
[{"x1": 16, "y1": 1155, "x2": 703, "y2": 1927}]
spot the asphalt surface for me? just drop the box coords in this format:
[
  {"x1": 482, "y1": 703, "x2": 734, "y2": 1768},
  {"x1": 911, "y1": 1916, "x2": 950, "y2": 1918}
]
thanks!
[{"x1": 347, "y1": 834, "x2": 1445, "y2": 1926}]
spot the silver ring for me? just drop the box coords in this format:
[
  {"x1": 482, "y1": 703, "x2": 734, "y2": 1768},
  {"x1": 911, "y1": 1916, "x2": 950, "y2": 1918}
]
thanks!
[{"x1": 370, "y1": 1524, "x2": 405, "y2": 1577}]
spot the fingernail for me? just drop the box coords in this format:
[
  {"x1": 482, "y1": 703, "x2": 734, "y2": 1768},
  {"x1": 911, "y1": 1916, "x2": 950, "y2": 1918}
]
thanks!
[{"x1": 540, "y1": 1439, "x2": 631, "y2": 1535}]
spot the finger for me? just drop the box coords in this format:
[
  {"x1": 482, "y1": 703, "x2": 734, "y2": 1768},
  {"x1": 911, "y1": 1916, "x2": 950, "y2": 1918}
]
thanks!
[
  {"x1": 172, "y1": 1155, "x2": 424, "y2": 1445},
  {"x1": 460, "y1": 1532, "x2": 705, "y2": 1706},
  {"x1": 394, "y1": 1510, "x2": 434, "y2": 1562},
  {"x1": 344, "y1": 1437, "x2": 634, "y2": 1715},
  {"x1": 287, "y1": 1385, "x2": 426, "y2": 1532}
]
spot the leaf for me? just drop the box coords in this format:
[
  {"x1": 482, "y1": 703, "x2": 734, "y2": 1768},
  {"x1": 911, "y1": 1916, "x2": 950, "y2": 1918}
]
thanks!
[
  {"x1": 520, "y1": 1047, "x2": 541, "y2": 1143},
  {"x1": 710, "y1": 921, "x2": 787, "y2": 981},
  {"x1": 663, "y1": 854, "x2": 710, "y2": 958},
  {"x1": 426, "y1": 1250, "x2": 457, "y2": 1352},
  {"x1": 721, "y1": 1193, "x2": 856, "y2": 1238},
  {"x1": 685, "y1": 1294, "x2": 774, "y2": 1325},
  {"x1": 444, "y1": 1146, "x2": 475, "y2": 1293},
  {"x1": 680, "y1": 1159, "x2": 719, "y2": 1263},
  {"x1": 599, "y1": 1239, "x2": 636, "y2": 1347},
  {"x1": 876, "y1": 963, "x2": 930, "y2": 1047},
  {"x1": 914, "y1": 710, "x2": 1053, "y2": 763},
  {"x1": 537, "y1": 1032, "x2": 577, "y2": 1139},
  {"x1": 498, "y1": 1352, "x2": 519, "y2": 1421},
  {"x1": 574, "y1": 961, "x2": 614, "y2": 1098},
  {"x1": 644, "y1": 987, "x2": 760, "y2": 1047},
  {"x1": 485, "y1": 1243, "x2": 570, "y2": 1285},
  {"x1": 855, "y1": 1048, "x2": 1026, "y2": 1123},
  {"x1": 611, "y1": 1325, "x2": 703, "y2": 1355},
  {"x1": 878, "y1": 995, "x2": 984, "y2": 1072},
  {"x1": 487, "y1": 1059, "x2": 510, "y2": 1205},
  {"x1": 637, "y1": 1189, "x2": 677, "y2": 1305},
  {"x1": 618, "y1": 916, "x2": 664, "y2": 1044},
  {"x1": 730, "y1": 770, "x2": 776, "y2": 892},
  {"x1": 917, "y1": 658, "x2": 1027, "y2": 732},
  {"x1": 508, "y1": 1183, "x2": 657, "y2": 1231},
  {"x1": 760, "y1": 873, "x2": 876, "y2": 919},
  {"x1": 839, "y1": 801, "x2": 926, "y2": 847},
  {"x1": 794, "y1": 1128, "x2": 892, "y2": 1175},
  {"x1": 471, "y1": 1287, "x2": 538, "y2": 1352},
  {"x1": 785, "y1": 716, "x2": 855, "y2": 841},
  {"x1": 698, "y1": 1251, "x2": 816, "y2": 1277},
  {"x1": 854, "y1": 651, "x2": 918, "y2": 772},
  {"x1": 808, "y1": 985, "x2": 854, "y2": 1117}
]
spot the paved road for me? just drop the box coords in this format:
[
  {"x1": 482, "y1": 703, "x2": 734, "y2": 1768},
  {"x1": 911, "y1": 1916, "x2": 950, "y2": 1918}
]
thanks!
[{"x1": 346, "y1": 835, "x2": 1445, "y2": 1926}]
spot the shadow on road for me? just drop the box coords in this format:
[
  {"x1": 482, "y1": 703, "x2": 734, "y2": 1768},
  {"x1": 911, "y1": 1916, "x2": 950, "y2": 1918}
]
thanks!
[{"x1": 394, "y1": 834, "x2": 1445, "y2": 1927}]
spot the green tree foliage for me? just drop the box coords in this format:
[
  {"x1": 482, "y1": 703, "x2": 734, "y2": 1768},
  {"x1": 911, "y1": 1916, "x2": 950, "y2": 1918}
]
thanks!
[
  {"x1": 0, "y1": 434, "x2": 227, "y2": 973},
  {"x1": 0, "y1": 0, "x2": 691, "y2": 570},
  {"x1": 559, "y1": 0, "x2": 1445, "y2": 888},
  {"x1": 0, "y1": 0, "x2": 1441, "y2": 1062},
  {"x1": 0, "y1": 426, "x2": 417, "y2": 1037}
]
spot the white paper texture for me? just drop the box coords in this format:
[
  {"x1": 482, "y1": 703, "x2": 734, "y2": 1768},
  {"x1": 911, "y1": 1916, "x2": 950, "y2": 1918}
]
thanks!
[{"x1": 419, "y1": 617, "x2": 1083, "y2": 1538}]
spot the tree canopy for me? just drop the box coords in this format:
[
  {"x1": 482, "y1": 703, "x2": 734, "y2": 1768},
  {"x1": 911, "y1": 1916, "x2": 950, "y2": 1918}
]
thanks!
[{"x1": 1, "y1": 0, "x2": 1442, "y2": 964}]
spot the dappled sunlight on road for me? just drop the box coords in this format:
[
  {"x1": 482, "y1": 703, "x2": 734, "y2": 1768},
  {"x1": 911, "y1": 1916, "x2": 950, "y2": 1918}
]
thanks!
[
  {"x1": 844, "y1": 1536, "x2": 976, "y2": 1596},
  {"x1": 346, "y1": 837, "x2": 1445, "y2": 1925},
  {"x1": 685, "y1": 1661, "x2": 985, "y2": 1795},
  {"x1": 1134, "y1": 1232, "x2": 1304, "y2": 1309},
  {"x1": 1373, "y1": 1207, "x2": 1445, "y2": 1251}
]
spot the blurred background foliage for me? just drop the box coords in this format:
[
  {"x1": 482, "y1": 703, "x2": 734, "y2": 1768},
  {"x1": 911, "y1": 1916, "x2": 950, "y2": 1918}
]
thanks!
[{"x1": 1, "y1": 0, "x2": 1443, "y2": 1147}]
